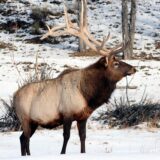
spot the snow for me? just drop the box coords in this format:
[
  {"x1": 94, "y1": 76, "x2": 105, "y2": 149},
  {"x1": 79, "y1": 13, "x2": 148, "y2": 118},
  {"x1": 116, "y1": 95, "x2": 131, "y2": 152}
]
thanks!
[
  {"x1": 1, "y1": 129, "x2": 160, "y2": 160},
  {"x1": 0, "y1": 0, "x2": 160, "y2": 159}
]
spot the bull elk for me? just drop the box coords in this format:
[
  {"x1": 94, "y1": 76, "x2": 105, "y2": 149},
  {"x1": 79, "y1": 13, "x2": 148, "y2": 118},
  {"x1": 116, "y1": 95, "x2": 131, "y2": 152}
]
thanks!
[{"x1": 14, "y1": 0, "x2": 136, "y2": 156}]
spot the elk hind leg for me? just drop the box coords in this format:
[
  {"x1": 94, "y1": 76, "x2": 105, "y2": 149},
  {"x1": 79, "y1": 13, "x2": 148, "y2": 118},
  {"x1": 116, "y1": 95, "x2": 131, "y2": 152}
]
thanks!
[
  {"x1": 20, "y1": 132, "x2": 27, "y2": 156},
  {"x1": 20, "y1": 121, "x2": 38, "y2": 156}
]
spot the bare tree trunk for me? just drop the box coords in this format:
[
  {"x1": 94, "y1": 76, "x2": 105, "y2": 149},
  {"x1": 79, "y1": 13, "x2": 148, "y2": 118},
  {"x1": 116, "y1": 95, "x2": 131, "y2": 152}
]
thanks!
[
  {"x1": 122, "y1": 0, "x2": 136, "y2": 59},
  {"x1": 122, "y1": 0, "x2": 130, "y2": 59},
  {"x1": 78, "y1": 0, "x2": 87, "y2": 52},
  {"x1": 129, "y1": 0, "x2": 136, "y2": 57}
]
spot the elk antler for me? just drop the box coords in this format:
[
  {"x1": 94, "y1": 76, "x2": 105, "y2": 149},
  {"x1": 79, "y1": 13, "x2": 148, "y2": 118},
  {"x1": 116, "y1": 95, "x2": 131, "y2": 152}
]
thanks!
[{"x1": 41, "y1": 0, "x2": 124, "y2": 56}]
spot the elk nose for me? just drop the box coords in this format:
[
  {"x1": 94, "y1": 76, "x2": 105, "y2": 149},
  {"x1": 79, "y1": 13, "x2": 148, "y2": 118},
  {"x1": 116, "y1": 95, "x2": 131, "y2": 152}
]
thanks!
[
  {"x1": 127, "y1": 67, "x2": 136, "y2": 75},
  {"x1": 132, "y1": 67, "x2": 136, "y2": 73}
]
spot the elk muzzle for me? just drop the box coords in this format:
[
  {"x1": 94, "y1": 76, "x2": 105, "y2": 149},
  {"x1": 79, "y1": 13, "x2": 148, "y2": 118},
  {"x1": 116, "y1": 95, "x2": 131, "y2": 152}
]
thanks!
[{"x1": 126, "y1": 67, "x2": 136, "y2": 76}]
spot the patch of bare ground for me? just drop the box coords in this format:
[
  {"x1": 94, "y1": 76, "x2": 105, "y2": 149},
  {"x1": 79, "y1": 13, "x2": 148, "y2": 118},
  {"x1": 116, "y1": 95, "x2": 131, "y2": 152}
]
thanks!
[
  {"x1": 133, "y1": 52, "x2": 160, "y2": 61},
  {"x1": 70, "y1": 49, "x2": 160, "y2": 61},
  {"x1": 0, "y1": 41, "x2": 16, "y2": 51},
  {"x1": 155, "y1": 41, "x2": 160, "y2": 49},
  {"x1": 70, "y1": 49, "x2": 100, "y2": 57}
]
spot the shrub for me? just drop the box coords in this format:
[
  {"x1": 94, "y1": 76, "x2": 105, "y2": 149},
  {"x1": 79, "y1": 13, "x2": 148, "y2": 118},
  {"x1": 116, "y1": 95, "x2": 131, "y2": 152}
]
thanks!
[
  {"x1": 93, "y1": 101, "x2": 160, "y2": 128},
  {"x1": 31, "y1": 6, "x2": 50, "y2": 21},
  {"x1": 0, "y1": 98, "x2": 20, "y2": 131},
  {"x1": 0, "y1": 0, "x2": 7, "y2": 3}
]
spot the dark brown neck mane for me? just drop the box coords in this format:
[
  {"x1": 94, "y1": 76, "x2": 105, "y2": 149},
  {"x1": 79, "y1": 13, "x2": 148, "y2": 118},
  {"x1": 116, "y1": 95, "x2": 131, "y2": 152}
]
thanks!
[{"x1": 80, "y1": 57, "x2": 116, "y2": 109}]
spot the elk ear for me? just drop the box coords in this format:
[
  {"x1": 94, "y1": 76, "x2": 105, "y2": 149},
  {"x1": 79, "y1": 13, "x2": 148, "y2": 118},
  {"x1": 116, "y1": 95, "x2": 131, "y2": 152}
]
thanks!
[{"x1": 105, "y1": 57, "x2": 109, "y2": 67}]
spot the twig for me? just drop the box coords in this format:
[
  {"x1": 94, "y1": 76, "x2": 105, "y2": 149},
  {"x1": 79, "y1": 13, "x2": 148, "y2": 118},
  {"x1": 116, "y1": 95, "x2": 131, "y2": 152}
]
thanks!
[
  {"x1": 11, "y1": 53, "x2": 25, "y2": 83},
  {"x1": 125, "y1": 77, "x2": 130, "y2": 106},
  {"x1": 35, "y1": 51, "x2": 39, "y2": 81}
]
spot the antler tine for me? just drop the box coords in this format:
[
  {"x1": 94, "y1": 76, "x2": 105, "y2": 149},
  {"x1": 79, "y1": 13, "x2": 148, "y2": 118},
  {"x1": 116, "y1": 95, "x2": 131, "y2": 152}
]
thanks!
[
  {"x1": 108, "y1": 43, "x2": 125, "y2": 55},
  {"x1": 40, "y1": 24, "x2": 66, "y2": 40},
  {"x1": 83, "y1": 0, "x2": 87, "y2": 28},
  {"x1": 97, "y1": 32, "x2": 111, "y2": 55},
  {"x1": 100, "y1": 32, "x2": 110, "y2": 50},
  {"x1": 63, "y1": 0, "x2": 70, "y2": 29},
  {"x1": 80, "y1": 0, "x2": 84, "y2": 31},
  {"x1": 46, "y1": 24, "x2": 51, "y2": 32},
  {"x1": 63, "y1": 0, "x2": 77, "y2": 29},
  {"x1": 40, "y1": 24, "x2": 52, "y2": 40}
]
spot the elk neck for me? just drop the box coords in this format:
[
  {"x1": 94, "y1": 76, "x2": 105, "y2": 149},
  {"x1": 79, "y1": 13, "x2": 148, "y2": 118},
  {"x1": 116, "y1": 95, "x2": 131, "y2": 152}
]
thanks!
[{"x1": 80, "y1": 57, "x2": 116, "y2": 110}]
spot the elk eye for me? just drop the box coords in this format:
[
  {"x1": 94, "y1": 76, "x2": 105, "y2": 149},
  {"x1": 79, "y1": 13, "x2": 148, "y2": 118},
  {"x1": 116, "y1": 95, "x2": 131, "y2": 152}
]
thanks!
[{"x1": 114, "y1": 62, "x2": 119, "y2": 68}]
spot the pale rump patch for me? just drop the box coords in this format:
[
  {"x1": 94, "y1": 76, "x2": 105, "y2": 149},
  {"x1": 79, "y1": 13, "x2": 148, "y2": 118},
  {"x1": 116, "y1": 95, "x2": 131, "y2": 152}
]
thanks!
[
  {"x1": 29, "y1": 80, "x2": 61, "y2": 124},
  {"x1": 14, "y1": 83, "x2": 38, "y2": 123}
]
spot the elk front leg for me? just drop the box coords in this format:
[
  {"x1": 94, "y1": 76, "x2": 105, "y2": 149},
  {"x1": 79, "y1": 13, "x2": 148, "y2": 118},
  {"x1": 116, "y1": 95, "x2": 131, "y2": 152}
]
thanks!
[
  {"x1": 61, "y1": 118, "x2": 72, "y2": 154},
  {"x1": 77, "y1": 119, "x2": 87, "y2": 153}
]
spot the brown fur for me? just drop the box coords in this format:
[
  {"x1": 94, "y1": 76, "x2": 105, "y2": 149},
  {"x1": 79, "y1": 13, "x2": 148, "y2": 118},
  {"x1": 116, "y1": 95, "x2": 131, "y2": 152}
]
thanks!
[
  {"x1": 58, "y1": 68, "x2": 78, "y2": 77},
  {"x1": 73, "y1": 106, "x2": 93, "y2": 121},
  {"x1": 79, "y1": 56, "x2": 133, "y2": 109}
]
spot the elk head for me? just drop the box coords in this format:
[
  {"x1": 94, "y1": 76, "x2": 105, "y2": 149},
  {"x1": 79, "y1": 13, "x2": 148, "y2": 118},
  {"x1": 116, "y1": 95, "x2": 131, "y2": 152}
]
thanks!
[{"x1": 104, "y1": 55, "x2": 136, "y2": 82}]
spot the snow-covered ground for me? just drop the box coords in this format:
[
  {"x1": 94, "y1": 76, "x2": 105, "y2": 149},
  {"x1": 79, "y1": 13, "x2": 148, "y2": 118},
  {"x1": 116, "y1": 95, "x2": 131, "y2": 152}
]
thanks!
[
  {"x1": 1, "y1": 128, "x2": 160, "y2": 160},
  {"x1": 0, "y1": 0, "x2": 160, "y2": 159}
]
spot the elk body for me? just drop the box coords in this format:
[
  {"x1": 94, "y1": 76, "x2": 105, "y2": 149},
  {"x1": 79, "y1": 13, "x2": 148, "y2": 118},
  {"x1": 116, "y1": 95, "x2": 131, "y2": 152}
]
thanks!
[{"x1": 14, "y1": 55, "x2": 136, "y2": 156}]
